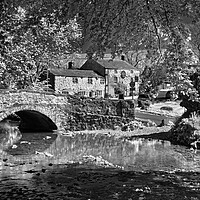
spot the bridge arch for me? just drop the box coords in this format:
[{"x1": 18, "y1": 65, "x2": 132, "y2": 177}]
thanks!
[{"x1": 0, "y1": 104, "x2": 67, "y2": 132}]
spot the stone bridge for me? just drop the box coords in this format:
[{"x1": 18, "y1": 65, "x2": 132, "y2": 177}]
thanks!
[{"x1": 0, "y1": 90, "x2": 69, "y2": 131}]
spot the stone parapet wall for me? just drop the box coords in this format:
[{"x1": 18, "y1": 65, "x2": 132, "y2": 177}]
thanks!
[{"x1": 0, "y1": 90, "x2": 68, "y2": 108}]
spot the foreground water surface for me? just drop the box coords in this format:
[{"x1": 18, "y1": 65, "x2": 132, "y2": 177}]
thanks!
[{"x1": 0, "y1": 129, "x2": 200, "y2": 199}]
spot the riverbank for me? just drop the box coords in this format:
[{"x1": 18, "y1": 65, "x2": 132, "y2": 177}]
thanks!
[{"x1": 62, "y1": 126, "x2": 172, "y2": 140}]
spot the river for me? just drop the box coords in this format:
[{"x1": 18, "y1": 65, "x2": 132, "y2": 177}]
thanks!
[{"x1": 0, "y1": 128, "x2": 200, "y2": 199}]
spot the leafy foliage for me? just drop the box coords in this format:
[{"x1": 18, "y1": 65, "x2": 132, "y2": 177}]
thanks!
[
  {"x1": 78, "y1": 0, "x2": 200, "y2": 97},
  {"x1": 0, "y1": 1, "x2": 82, "y2": 89},
  {"x1": 1, "y1": 0, "x2": 200, "y2": 92},
  {"x1": 170, "y1": 112, "x2": 200, "y2": 147}
]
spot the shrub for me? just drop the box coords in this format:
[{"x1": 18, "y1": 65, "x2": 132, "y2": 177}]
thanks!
[{"x1": 169, "y1": 111, "x2": 200, "y2": 147}]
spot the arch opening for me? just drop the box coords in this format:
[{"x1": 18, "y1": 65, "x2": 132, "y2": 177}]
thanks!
[{"x1": 2, "y1": 110, "x2": 57, "y2": 133}]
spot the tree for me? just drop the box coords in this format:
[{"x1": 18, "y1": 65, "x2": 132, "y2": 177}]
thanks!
[
  {"x1": 72, "y1": 0, "x2": 200, "y2": 98},
  {"x1": 0, "y1": 1, "x2": 82, "y2": 89},
  {"x1": 2, "y1": 0, "x2": 200, "y2": 92}
]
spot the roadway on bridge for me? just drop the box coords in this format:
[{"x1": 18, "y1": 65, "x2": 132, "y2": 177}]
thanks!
[
  {"x1": 135, "y1": 110, "x2": 177, "y2": 125},
  {"x1": 135, "y1": 101, "x2": 185, "y2": 125}
]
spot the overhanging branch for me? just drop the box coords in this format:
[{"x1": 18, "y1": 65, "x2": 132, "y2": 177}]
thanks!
[{"x1": 145, "y1": 0, "x2": 162, "y2": 64}]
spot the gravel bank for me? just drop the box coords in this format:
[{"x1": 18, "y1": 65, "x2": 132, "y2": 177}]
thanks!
[{"x1": 64, "y1": 126, "x2": 172, "y2": 139}]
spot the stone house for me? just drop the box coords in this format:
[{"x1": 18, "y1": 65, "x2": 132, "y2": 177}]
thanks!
[
  {"x1": 49, "y1": 68, "x2": 105, "y2": 98},
  {"x1": 80, "y1": 58, "x2": 140, "y2": 98}
]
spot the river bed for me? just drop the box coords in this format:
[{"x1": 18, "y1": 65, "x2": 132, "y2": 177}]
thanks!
[{"x1": 0, "y1": 129, "x2": 200, "y2": 199}]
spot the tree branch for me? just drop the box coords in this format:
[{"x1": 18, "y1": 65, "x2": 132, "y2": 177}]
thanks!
[{"x1": 145, "y1": 0, "x2": 162, "y2": 64}]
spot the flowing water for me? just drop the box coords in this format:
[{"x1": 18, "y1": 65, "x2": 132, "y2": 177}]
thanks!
[{"x1": 0, "y1": 125, "x2": 200, "y2": 199}]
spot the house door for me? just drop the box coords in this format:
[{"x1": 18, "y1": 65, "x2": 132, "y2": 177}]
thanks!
[{"x1": 89, "y1": 91, "x2": 94, "y2": 97}]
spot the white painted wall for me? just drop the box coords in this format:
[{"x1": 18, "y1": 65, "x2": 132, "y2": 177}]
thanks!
[{"x1": 107, "y1": 69, "x2": 140, "y2": 97}]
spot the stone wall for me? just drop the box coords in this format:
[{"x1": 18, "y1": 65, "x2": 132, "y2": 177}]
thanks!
[
  {"x1": 0, "y1": 90, "x2": 69, "y2": 130},
  {"x1": 66, "y1": 95, "x2": 135, "y2": 118},
  {"x1": 63, "y1": 95, "x2": 136, "y2": 131},
  {"x1": 0, "y1": 90, "x2": 68, "y2": 108},
  {"x1": 54, "y1": 76, "x2": 105, "y2": 97},
  {"x1": 63, "y1": 112, "x2": 134, "y2": 131},
  {"x1": 0, "y1": 104, "x2": 67, "y2": 130}
]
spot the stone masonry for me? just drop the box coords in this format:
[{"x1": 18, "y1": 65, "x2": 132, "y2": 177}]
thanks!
[{"x1": 0, "y1": 90, "x2": 68, "y2": 129}]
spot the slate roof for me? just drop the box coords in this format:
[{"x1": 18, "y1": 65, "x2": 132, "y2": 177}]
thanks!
[
  {"x1": 95, "y1": 59, "x2": 136, "y2": 70},
  {"x1": 49, "y1": 69, "x2": 101, "y2": 78}
]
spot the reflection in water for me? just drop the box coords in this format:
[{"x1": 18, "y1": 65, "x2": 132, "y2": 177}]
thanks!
[
  {"x1": 0, "y1": 122, "x2": 21, "y2": 151},
  {"x1": 44, "y1": 132, "x2": 200, "y2": 172},
  {"x1": 1, "y1": 130, "x2": 200, "y2": 181},
  {"x1": 1, "y1": 129, "x2": 200, "y2": 199}
]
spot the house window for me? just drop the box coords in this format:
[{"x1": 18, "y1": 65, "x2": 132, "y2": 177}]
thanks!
[
  {"x1": 88, "y1": 77, "x2": 93, "y2": 84},
  {"x1": 114, "y1": 76, "x2": 118, "y2": 83},
  {"x1": 135, "y1": 76, "x2": 139, "y2": 82},
  {"x1": 78, "y1": 91, "x2": 86, "y2": 96},
  {"x1": 121, "y1": 71, "x2": 126, "y2": 79},
  {"x1": 100, "y1": 78, "x2": 105, "y2": 84},
  {"x1": 72, "y1": 77, "x2": 78, "y2": 83},
  {"x1": 131, "y1": 70, "x2": 134, "y2": 73},
  {"x1": 114, "y1": 69, "x2": 118, "y2": 74},
  {"x1": 95, "y1": 90, "x2": 102, "y2": 96}
]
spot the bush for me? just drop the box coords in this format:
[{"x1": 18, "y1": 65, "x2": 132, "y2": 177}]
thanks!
[
  {"x1": 169, "y1": 112, "x2": 200, "y2": 147},
  {"x1": 169, "y1": 120, "x2": 196, "y2": 146}
]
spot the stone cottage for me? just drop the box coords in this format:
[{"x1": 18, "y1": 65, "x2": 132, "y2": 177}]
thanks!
[
  {"x1": 49, "y1": 68, "x2": 105, "y2": 98},
  {"x1": 80, "y1": 58, "x2": 140, "y2": 98}
]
